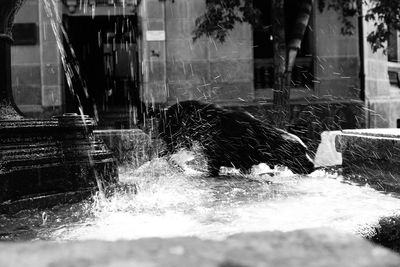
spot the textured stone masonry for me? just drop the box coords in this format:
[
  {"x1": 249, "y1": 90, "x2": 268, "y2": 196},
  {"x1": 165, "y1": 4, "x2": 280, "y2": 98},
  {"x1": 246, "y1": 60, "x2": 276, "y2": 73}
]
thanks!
[{"x1": 336, "y1": 129, "x2": 400, "y2": 192}]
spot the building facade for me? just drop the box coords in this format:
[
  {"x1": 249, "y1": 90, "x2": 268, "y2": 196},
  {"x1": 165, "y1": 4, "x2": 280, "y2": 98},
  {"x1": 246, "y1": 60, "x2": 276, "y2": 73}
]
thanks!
[{"x1": 9, "y1": 0, "x2": 398, "y2": 130}]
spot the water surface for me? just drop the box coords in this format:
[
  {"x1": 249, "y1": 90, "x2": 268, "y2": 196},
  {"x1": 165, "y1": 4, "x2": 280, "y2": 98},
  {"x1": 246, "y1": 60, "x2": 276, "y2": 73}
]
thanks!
[{"x1": 1, "y1": 156, "x2": 399, "y2": 241}]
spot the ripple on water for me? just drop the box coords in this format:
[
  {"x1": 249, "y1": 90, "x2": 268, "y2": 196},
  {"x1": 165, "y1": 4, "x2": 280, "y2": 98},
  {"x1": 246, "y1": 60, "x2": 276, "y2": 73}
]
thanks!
[{"x1": 1, "y1": 158, "x2": 400, "y2": 241}]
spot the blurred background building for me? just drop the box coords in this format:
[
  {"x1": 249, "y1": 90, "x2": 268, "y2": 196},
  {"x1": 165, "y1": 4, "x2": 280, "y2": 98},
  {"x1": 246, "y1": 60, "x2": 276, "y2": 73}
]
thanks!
[{"x1": 9, "y1": 0, "x2": 400, "y2": 131}]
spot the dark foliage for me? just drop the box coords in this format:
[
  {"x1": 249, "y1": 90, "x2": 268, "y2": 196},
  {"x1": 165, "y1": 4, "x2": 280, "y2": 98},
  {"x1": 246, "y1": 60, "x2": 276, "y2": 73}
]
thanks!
[
  {"x1": 192, "y1": 0, "x2": 400, "y2": 53},
  {"x1": 364, "y1": 0, "x2": 400, "y2": 52},
  {"x1": 323, "y1": 0, "x2": 400, "y2": 52},
  {"x1": 192, "y1": 0, "x2": 261, "y2": 42}
]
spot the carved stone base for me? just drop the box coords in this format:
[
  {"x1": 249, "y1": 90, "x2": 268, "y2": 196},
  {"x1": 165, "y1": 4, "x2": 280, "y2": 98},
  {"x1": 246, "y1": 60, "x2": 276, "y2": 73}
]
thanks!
[{"x1": 0, "y1": 114, "x2": 118, "y2": 212}]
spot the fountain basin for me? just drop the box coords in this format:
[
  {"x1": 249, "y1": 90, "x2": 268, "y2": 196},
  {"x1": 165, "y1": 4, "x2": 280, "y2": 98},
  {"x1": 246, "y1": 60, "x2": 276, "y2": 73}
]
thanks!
[
  {"x1": 0, "y1": 0, "x2": 119, "y2": 213},
  {"x1": 336, "y1": 129, "x2": 400, "y2": 192},
  {"x1": 2, "y1": 137, "x2": 400, "y2": 257},
  {"x1": 0, "y1": 114, "x2": 118, "y2": 213}
]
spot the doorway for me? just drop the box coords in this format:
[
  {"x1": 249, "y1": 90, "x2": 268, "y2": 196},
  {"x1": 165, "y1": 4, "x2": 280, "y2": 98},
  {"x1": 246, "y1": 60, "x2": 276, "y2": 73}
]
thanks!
[{"x1": 63, "y1": 15, "x2": 141, "y2": 128}]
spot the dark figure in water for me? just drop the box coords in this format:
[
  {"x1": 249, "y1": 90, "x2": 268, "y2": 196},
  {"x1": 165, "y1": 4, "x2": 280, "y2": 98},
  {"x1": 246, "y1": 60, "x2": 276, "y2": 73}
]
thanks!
[{"x1": 157, "y1": 100, "x2": 315, "y2": 176}]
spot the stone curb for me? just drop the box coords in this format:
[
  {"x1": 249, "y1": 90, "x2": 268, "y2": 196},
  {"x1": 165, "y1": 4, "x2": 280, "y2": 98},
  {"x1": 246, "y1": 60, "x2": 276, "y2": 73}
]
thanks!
[{"x1": 0, "y1": 228, "x2": 399, "y2": 267}]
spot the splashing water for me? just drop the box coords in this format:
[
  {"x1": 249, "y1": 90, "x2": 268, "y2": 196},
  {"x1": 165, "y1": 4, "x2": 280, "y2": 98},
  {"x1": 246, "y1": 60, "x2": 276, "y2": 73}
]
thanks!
[
  {"x1": 42, "y1": 0, "x2": 93, "y2": 118},
  {"x1": 1, "y1": 153, "x2": 400, "y2": 242},
  {"x1": 41, "y1": 0, "x2": 116, "y2": 196},
  {"x1": 7, "y1": 0, "x2": 397, "y2": 243}
]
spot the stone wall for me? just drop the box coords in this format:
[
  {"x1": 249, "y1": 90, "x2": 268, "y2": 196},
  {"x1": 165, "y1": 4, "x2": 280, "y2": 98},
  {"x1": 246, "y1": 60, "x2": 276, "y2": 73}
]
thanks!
[
  {"x1": 314, "y1": 8, "x2": 361, "y2": 101},
  {"x1": 11, "y1": 0, "x2": 42, "y2": 115},
  {"x1": 10, "y1": 1, "x2": 379, "y2": 128},
  {"x1": 11, "y1": 0, "x2": 63, "y2": 118},
  {"x1": 362, "y1": 1, "x2": 400, "y2": 128},
  {"x1": 139, "y1": 0, "x2": 254, "y2": 106}
]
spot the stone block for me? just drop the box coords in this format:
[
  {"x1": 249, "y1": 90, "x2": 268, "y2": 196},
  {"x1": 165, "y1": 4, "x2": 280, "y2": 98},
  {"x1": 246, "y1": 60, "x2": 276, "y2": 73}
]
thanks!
[
  {"x1": 365, "y1": 78, "x2": 390, "y2": 98},
  {"x1": 317, "y1": 36, "x2": 359, "y2": 57},
  {"x1": 146, "y1": 20, "x2": 165, "y2": 31},
  {"x1": 210, "y1": 60, "x2": 253, "y2": 82},
  {"x1": 146, "y1": 61, "x2": 166, "y2": 82},
  {"x1": 318, "y1": 79, "x2": 360, "y2": 99},
  {"x1": 209, "y1": 39, "x2": 253, "y2": 61},
  {"x1": 14, "y1": 0, "x2": 39, "y2": 23},
  {"x1": 166, "y1": 0, "x2": 206, "y2": 19},
  {"x1": 368, "y1": 101, "x2": 391, "y2": 128},
  {"x1": 141, "y1": 82, "x2": 168, "y2": 103},
  {"x1": 315, "y1": 8, "x2": 359, "y2": 57},
  {"x1": 146, "y1": 41, "x2": 166, "y2": 61},
  {"x1": 366, "y1": 60, "x2": 389, "y2": 79},
  {"x1": 42, "y1": 86, "x2": 62, "y2": 107},
  {"x1": 18, "y1": 104, "x2": 44, "y2": 118},
  {"x1": 211, "y1": 81, "x2": 254, "y2": 102},
  {"x1": 167, "y1": 60, "x2": 209, "y2": 83},
  {"x1": 12, "y1": 85, "x2": 41, "y2": 105},
  {"x1": 166, "y1": 39, "x2": 208, "y2": 61},
  {"x1": 167, "y1": 80, "x2": 212, "y2": 102},
  {"x1": 42, "y1": 64, "x2": 60, "y2": 86},
  {"x1": 166, "y1": 19, "x2": 196, "y2": 39},
  {"x1": 11, "y1": 46, "x2": 40, "y2": 64},
  {"x1": 315, "y1": 56, "x2": 359, "y2": 79},
  {"x1": 40, "y1": 22, "x2": 57, "y2": 42},
  {"x1": 41, "y1": 41, "x2": 59, "y2": 63},
  {"x1": 315, "y1": 8, "x2": 351, "y2": 34},
  {"x1": 11, "y1": 65, "x2": 41, "y2": 86},
  {"x1": 145, "y1": 1, "x2": 163, "y2": 19}
]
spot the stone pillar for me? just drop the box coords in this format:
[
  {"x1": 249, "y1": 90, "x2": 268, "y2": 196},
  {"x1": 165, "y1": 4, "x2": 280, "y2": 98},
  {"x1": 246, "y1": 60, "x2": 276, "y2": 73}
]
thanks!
[
  {"x1": 39, "y1": 0, "x2": 62, "y2": 110},
  {"x1": 0, "y1": 0, "x2": 26, "y2": 119},
  {"x1": 139, "y1": 0, "x2": 168, "y2": 105},
  {"x1": 361, "y1": 1, "x2": 399, "y2": 128}
]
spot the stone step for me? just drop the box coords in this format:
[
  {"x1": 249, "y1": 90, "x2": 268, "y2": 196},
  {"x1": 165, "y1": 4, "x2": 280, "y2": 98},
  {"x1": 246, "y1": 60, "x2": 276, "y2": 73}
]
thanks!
[{"x1": 0, "y1": 114, "x2": 118, "y2": 208}]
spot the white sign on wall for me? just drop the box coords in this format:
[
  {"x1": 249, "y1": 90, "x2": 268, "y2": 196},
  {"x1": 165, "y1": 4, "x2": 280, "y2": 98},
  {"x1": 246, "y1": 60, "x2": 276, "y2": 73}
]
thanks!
[{"x1": 146, "y1": 30, "x2": 166, "y2": 41}]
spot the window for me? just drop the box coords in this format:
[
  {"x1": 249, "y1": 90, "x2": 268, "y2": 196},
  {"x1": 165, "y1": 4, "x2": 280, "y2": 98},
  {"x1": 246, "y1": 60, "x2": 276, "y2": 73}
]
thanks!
[
  {"x1": 388, "y1": 29, "x2": 400, "y2": 63},
  {"x1": 387, "y1": 29, "x2": 400, "y2": 87},
  {"x1": 253, "y1": 0, "x2": 314, "y2": 90}
]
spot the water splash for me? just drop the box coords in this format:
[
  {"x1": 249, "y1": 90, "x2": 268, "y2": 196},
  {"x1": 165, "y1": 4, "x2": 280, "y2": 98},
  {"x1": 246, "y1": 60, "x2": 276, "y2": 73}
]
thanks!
[
  {"x1": 2, "y1": 155, "x2": 399, "y2": 242},
  {"x1": 41, "y1": 0, "x2": 116, "y2": 198}
]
